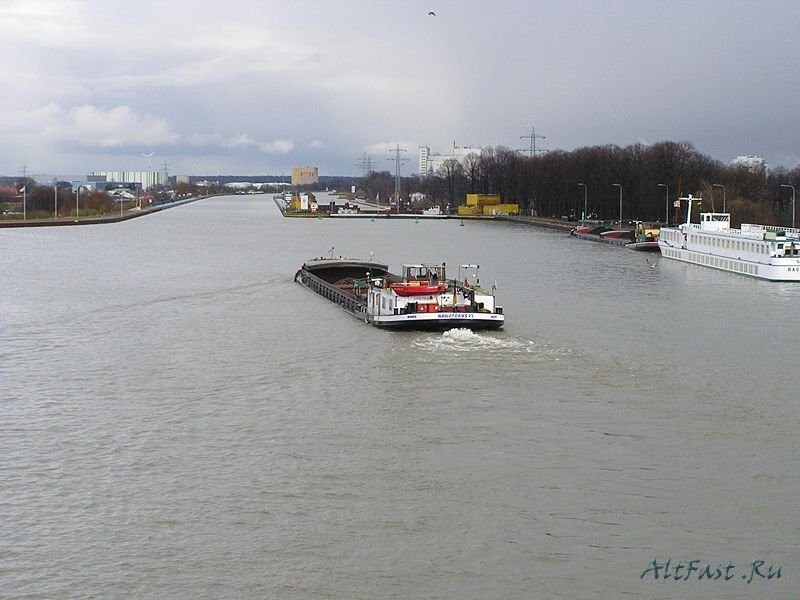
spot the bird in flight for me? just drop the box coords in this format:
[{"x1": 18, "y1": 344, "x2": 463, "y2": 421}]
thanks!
[{"x1": 428, "y1": 11, "x2": 436, "y2": 16}]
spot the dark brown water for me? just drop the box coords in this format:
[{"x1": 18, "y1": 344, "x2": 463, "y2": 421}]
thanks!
[{"x1": 2, "y1": 195, "x2": 797, "y2": 598}]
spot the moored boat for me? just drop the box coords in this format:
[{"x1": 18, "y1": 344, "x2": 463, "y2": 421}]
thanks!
[
  {"x1": 295, "y1": 258, "x2": 504, "y2": 330},
  {"x1": 626, "y1": 221, "x2": 661, "y2": 252},
  {"x1": 570, "y1": 223, "x2": 634, "y2": 246},
  {"x1": 658, "y1": 194, "x2": 800, "y2": 280}
]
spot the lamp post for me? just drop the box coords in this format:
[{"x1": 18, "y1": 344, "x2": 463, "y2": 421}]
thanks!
[
  {"x1": 578, "y1": 182, "x2": 587, "y2": 220},
  {"x1": 75, "y1": 185, "x2": 80, "y2": 220},
  {"x1": 657, "y1": 183, "x2": 669, "y2": 225},
  {"x1": 712, "y1": 183, "x2": 726, "y2": 213},
  {"x1": 53, "y1": 182, "x2": 58, "y2": 219},
  {"x1": 612, "y1": 183, "x2": 622, "y2": 228},
  {"x1": 780, "y1": 184, "x2": 796, "y2": 229}
]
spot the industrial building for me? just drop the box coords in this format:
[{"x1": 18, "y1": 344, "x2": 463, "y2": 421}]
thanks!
[
  {"x1": 291, "y1": 166, "x2": 319, "y2": 186},
  {"x1": 88, "y1": 171, "x2": 169, "y2": 190},
  {"x1": 418, "y1": 144, "x2": 482, "y2": 178},
  {"x1": 731, "y1": 155, "x2": 768, "y2": 175},
  {"x1": 457, "y1": 194, "x2": 519, "y2": 216}
]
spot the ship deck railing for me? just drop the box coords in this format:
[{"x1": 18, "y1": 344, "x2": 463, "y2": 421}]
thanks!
[
  {"x1": 741, "y1": 223, "x2": 800, "y2": 239},
  {"x1": 682, "y1": 222, "x2": 799, "y2": 240}
]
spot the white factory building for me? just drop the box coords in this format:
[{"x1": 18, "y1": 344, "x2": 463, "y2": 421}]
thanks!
[{"x1": 418, "y1": 143, "x2": 482, "y2": 178}]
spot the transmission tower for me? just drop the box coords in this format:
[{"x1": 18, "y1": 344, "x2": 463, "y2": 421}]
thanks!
[
  {"x1": 520, "y1": 126, "x2": 547, "y2": 157},
  {"x1": 159, "y1": 160, "x2": 169, "y2": 189},
  {"x1": 355, "y1": 153, "x2": 373, "y2": 178},
  {"x1": 387, "y1": 144, "x2": 408, "y2": 213}
]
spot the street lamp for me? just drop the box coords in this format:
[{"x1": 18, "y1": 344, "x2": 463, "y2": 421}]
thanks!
[
  {"x1": 712, "y1": 183, "x2": 726, "y2": 213},
  {"x1": 780, "y1": 184, "x2": 796, "y2": 229},
  {"x1": 657, "y1": 183, "x2": 669, "y2": 225},
  {"x1": 578, "y1": 182, "x2": 587, "y2": 220},
  {"x1": 53, "y1": 182, "x2": 58, "y2": 220},
  {"x1": 75, "y1": 185, "x2": 80, "y2": 221},
  {"x1": 612, "y1": 183, "x2": 623, "y2": 228}
]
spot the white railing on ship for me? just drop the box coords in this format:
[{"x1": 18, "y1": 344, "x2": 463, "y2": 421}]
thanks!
[
  {"x1": 684, "y1": 222, "x2": 799, "y2": 239},
  {"x1": 684, "y1": 223, "x2": 761, "y2": 238},
  {"x1": 741, "y1": 223, "x2": 800, "y2": 238}
]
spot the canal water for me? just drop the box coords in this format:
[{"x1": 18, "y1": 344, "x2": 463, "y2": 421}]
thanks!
[{"x1": 2, "y1": 195, "x2": 797, "y2": 599}]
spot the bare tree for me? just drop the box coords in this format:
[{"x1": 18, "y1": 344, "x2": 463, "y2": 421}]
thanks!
[{"x1": 437, "y1": 159, "x2": 465, "y2": 209}]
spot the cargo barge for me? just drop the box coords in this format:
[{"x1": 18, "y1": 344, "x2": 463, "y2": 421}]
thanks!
[
  {"x1": 295, "y1": 257, "x2": 504, "y2": 330},
  {"x1": 569, "y1": 221, "x2": 661, "y2": 251}
]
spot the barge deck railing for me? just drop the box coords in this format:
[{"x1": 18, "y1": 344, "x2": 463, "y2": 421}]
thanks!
[{"x1": 296, "y1": 269, "x2": 366, "y2": 314}]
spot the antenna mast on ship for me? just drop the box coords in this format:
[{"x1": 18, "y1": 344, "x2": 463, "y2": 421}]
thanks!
[{"x1": 681, "y1": 194, "x2": 701, "y2": 225}]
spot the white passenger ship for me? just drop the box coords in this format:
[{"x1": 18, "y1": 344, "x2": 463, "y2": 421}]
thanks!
[{"x1": 658, "y1": 195, "x2": 800, "y2": 281}]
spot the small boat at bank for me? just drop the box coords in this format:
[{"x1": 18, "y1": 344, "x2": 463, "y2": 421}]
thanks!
[
  {"x1": 570, "y1": 223, "x2": 634, "y2": 246},
  {"x1": 295, "y1": 258, "x2": 504, "y2": 330},
  {"x1": 625, "y1": 222, "x2": 661, "y2": 252},
  {"x1": 571, "y1": 220, "x2": 661, "y2": 252}
]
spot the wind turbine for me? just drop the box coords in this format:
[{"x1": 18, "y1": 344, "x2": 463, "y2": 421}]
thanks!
[{"x1": 140, "y1": 151, "x2": 156, "y2": 170}]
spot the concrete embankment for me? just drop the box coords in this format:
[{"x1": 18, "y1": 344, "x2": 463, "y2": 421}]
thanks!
[
  {"x1": 494, "y1": 216, "x2": 634, "y2": 246},
  {"x1": 493, "y1": 215, "x2": 577, "y2": 231},
  {"x1": 276, "y1": 205, "x2": 577, "y2": 229},
  {"x1": 0, "y1": 196, "x2": 209, "y2": 228}
]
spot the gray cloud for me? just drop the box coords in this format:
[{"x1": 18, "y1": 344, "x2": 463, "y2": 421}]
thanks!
[{"x1": 2, "y1": 0, "x2": 799, "y2": 176}]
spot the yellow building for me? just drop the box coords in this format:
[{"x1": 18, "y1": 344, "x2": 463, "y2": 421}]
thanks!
[
  {"x1": 461, "y1": 193, "x2": 517, "y2": 215},
  {"x1": 482, "y1": 203, "x2": 519, "y2": 215},
  {"x1": 291, "y1": 166, "x2": 319, "y2": 186},
  {"x1": 466, "y1": 193, "x2": 501, "y2": 206}
]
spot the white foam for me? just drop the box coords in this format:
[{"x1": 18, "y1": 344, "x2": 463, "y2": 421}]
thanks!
[{"x1": 412, "y1": 328, "x2": 575, "y2": 362}]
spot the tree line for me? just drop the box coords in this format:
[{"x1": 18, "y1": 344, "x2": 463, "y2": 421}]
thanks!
[
  {"x1": 0, "y1": 179, "x2": 118, "y2": 218},
  {"x1": 360, "y1": 141, "x2": 800, "y2": 227},
  {"x1": 0, "y1": 180, "x2": 228, "y2": 219}
]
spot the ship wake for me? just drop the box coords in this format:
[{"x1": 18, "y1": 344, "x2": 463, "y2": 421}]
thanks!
[{"x1": 412, "y1": 328, "x2": 574, "y2": 361}]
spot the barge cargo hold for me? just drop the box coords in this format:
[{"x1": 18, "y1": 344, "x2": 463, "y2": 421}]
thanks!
[{"x1": 295, "y1": 257, "x2": 504, "y2": 330}]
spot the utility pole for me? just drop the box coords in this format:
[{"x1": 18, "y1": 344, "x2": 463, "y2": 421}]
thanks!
[
  {"x1": 387, "y1": 144, "x2": 408, "y2": 213},
  {"x1": 520, "y1": 126, "x2": 547, "y2": 157}
]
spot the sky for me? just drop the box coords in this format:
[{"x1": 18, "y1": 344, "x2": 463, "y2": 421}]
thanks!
[{"x1": 2, "y1": 0, "x2": 799, "y2": 178}]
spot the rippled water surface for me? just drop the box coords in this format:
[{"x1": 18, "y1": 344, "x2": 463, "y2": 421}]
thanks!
[{"x1": 2, "y1": 195, "x2": 798, "y2": 599}]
